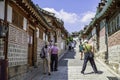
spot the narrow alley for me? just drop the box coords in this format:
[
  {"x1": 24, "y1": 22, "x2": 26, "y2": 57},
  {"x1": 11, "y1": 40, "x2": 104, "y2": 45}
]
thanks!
[
  {"x1": 0, "y1": 0, "x2": 120, "y2": 80},
  {"x1": 31, "y1": 41, "x2": 119, "y2": 80}
]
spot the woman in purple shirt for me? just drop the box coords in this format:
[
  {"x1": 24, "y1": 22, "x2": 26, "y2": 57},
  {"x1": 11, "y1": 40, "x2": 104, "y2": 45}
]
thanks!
[{"x1": 51, "y1": 43, "x2": 59, "y2": 71}]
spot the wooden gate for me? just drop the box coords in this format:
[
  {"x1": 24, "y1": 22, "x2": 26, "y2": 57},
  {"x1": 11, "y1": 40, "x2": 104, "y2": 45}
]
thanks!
[{"x1": 28, "y1": 27, "x2": 34, "y2": 66}]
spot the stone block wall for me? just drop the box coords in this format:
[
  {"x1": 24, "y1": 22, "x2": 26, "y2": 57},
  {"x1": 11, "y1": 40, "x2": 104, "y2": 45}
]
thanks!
[
  {"x1": 57, "y1": 37, "x2": 66, "y2": 57},
  {"x1": 99, "y1": 27, "x2": 106, "y2": 52},
  {"x1": 108, "y1": 30, "x2": 120, "y2": 74},
  {"x1": 8, "y1": 24, "x2": 28, "y2": 79},
  {"x1": 0, "y1": 39, "x2": 4, "y2": 59},
  {"x1": 97, "y1": 27, "x2": 107, "y2": 62},
  {"x1": 37, "y1": 38, "x2": 45, "y2": 66}
]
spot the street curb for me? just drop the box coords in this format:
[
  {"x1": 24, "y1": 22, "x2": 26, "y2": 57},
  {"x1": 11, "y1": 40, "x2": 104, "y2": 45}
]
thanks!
[{"x1": 96, "y1": 58, "x2": 120, "y2": 79}]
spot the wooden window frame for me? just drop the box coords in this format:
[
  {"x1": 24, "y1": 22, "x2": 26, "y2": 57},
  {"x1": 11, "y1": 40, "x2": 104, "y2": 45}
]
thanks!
[
  {"x1": 108, "y1": 13, "x2": 120, "y2": 36},
  {"x1": 12, "y1": 9, "x2": 23, "y2": 29}
]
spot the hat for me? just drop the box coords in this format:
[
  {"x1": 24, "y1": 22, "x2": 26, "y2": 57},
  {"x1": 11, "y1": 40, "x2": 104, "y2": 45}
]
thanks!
[{"x1": 84, "y1": 40, "x2": 88, "y2": 43}]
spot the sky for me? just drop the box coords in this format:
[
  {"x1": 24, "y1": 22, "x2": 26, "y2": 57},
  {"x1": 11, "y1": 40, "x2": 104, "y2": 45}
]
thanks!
[{"x1": 32, "y1": 0, "x2": 100, "y2": 33}]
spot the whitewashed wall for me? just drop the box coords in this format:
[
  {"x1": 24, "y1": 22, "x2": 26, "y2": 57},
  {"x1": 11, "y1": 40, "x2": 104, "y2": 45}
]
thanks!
[
  {"x1": 0, "y1": 1, "x2": 5, "y2": 20},
  {"x1": 7, "y1": 5, "x2": 12, "y2": 23}
]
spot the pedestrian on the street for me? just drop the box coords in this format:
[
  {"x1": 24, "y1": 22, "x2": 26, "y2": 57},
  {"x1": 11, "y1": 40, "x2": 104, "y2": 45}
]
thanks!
[
  {"x1": 68, "y1": 41, "x2": 72, "y2": 51},
  {"x1": 81, "y1": 40, "x2": 98, "y2": 74},
  {"x1": 50, "y1": 43, "x2": 59, "y2": 71},
  {"x1": 42, "y1": 43, "x2": 51, "y2": 75},
  {"x1": 48, "y1": 40, "x2": 54, "y2": 56},
  {"x1": 79, "y1": 41, "x2": 84, "y2": 60},
  {"x1": 73, "y1": 40, "x2": 77, "y2": 48}
]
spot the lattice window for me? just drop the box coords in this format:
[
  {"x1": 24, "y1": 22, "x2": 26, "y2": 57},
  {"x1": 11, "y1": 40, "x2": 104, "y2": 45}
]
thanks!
[
  {"x1": 108, "y1": 13, "x2": 120, "y2": 36},
  {"x1": 12, "y1": 9, "x2": 23, "y2": 29}
]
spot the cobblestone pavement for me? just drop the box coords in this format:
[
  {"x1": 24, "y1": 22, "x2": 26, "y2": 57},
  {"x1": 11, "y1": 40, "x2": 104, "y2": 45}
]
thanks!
[{"x1": 31, "y1": 44, "x2": 119, "y2": 80}]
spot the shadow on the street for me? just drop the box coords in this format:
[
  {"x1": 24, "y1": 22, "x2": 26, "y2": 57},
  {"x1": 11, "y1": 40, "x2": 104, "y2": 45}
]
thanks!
[
  {"x1": 59, "y1": 49, "x2": 76, "y2": 66},
  {"x1": 107, "y1": 76, "x2": 119, "y2": 80},
  {"x1": 84, "y1": 71, "x2": 103, "y2": 75}
]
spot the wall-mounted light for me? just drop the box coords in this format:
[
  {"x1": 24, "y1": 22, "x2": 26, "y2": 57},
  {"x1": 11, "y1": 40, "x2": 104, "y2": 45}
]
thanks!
[{"x1": 0, "y1": 23, "x2": 8, "y2": 38}]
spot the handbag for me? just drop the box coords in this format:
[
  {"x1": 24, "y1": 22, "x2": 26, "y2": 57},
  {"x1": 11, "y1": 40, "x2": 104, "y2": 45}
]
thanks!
[
  {"x1": 84, "y1": 44, "x2": 94, "y2": 58},
  {"x1": 40, "y1": 47, "x2": 45, "y2": 59}
]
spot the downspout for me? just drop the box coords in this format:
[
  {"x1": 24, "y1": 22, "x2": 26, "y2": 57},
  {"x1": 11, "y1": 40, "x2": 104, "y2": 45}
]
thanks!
[
  {"x1": 105, "y1": 19, "x2": 109, "y2": 64},
  {"x1": 3, "y1": 0, "x2": 8, "y2": 80}
]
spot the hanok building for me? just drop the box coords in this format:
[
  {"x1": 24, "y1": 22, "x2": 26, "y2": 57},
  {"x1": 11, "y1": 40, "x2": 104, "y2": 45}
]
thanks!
[
  {"x1": 0, "y1": 0, "x2": 68, "y2": 80},
  {"x1": 36, "y1": 5, "x2": 68, "y2": 56},
  {"x1": 82, "y1": 0, "x2": 120, "y2": 76}
]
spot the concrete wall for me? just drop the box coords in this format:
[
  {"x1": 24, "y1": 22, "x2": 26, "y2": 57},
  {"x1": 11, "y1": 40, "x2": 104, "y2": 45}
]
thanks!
[{"x1": 0, "y1": 1, "x2": 4, "y2": 20}]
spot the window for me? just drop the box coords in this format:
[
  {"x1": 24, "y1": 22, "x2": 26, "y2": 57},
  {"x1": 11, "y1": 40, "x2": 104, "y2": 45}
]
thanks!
[
  {"x1": 12, "y1": 9, "x2": 23, "y2": 29},
  {"x1": 108, "y1": 13, "x2": 120, "y2": 36},
  {"x1": 23, "y1": 18, "x2": 27, "y2": 30},
  {"x1": 43, "y1": 32, "x2": 45, "y2": 41},
  {"x1": 36, "y1": 28, "x2": 39, "y2": 38},
  {"x1": 100, "y1": 19, "x2": 105, "y2": 30},
  {"x1": 92, "y1": 27, "x2": 96, "y2": 36}
]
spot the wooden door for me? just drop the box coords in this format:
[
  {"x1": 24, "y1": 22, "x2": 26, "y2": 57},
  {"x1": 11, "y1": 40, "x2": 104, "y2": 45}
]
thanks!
[{"x1": 28, "y1": 28, "x2": 34, "y2": 66}]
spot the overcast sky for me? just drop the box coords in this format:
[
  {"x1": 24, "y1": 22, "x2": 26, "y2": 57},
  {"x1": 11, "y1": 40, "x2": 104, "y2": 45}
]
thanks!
[{"x1": 32, "y1": 0, "x2": 100, "y2": 33}]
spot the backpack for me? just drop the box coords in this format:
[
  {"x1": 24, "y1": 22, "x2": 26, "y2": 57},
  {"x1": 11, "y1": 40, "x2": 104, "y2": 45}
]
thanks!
[{"x1": 40, "y1": 47, "x2": 45, "y2": 59}]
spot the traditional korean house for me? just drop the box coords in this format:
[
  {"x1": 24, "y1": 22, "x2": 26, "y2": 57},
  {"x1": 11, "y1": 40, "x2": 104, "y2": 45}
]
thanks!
[
  {"x1": 0, "y1": 0, "x2": 52, "y2": 80},
  {"x1": 82, "y1": 0, "x2": 120, "y2": 76},
  {"x1": 36, "y1": 5, "x2": 68, "y2": 56}
]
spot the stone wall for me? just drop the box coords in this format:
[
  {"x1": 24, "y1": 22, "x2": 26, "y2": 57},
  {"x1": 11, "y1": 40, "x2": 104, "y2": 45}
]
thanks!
[
  {"x1": 57, "y1": 37, "x2": 66, "y2": 57},
  {"x1": 36, "y1": 38, "x2": 45, "y2": 66},
  {"x1": 97, "y1": 27, "x2": 107, "y2": 62},
  {"x1": 108, "y1": 30, "x2": 120, "y2": 74},
  {"x1": 0, "y1": 39, "x2": 4, "y2": 59},
  {"x1": 99, "y1": 27, "x2": 106, "y2": 52},
  {"x1": 8, "y1": 24, "x2": 28, "y2": 79}
]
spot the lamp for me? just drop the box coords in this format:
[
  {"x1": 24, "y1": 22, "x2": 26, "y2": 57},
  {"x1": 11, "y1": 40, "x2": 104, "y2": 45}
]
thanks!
[{"x1": 0, "y1": 24, "x2": 8, "y2": 38}]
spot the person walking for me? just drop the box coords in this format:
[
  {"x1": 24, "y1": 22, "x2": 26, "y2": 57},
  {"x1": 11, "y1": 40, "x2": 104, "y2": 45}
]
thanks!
[
  {"x1": 50, "y1": 43, "x2": 59, "y2": 71},
  {"x1": 79, "y1": 42, "x2": 84, "y2": 60},
  {"x1": 81, "y1": 40, "x2": 98, "y2": 74},
  {"x1": 68, "y1": 41, "x2": 72, "y2": 51},
  {"x1": 42, "y1": 43, "x2": 51, "y2": 75}
]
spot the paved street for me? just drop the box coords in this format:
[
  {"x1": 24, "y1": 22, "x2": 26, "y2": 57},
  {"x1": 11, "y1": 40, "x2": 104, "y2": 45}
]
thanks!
[{"x1": 31, "y1": 43, "x2": 119, "y2": 80}]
